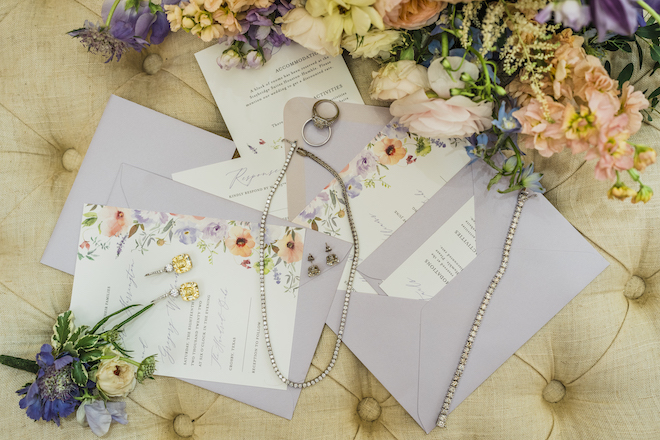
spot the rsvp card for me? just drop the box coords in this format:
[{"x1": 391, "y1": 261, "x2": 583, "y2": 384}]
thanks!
[
  {"x1": 195, "y1": 43, "x2": 363, "y2": 157},
  {"x1": 69, "y1": 205, "x2": 306, "y2": 390}
]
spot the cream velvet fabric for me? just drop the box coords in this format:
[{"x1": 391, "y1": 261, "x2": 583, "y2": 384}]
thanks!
[{"x1": 1, "y1": 1, "x2": 659, "y2": 438}]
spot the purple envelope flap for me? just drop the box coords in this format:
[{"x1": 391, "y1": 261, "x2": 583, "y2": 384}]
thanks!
[
  {"x1": 326, "y1": 290, "x2": 427, "y2": 428},
  {"x1": 112, "y1": 164, "x2": 352, "y2": 419},
  {"x1": 416, "y1": 193, "x2": 609, "y2": 433}
]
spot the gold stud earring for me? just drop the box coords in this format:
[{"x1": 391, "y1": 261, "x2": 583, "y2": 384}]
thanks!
[
  {"x1": 151, "y1": 282, "x2": 200, "y2": 304},
  {"x1": 145, "y1": 254, "x2": 192, "y2": 277}
]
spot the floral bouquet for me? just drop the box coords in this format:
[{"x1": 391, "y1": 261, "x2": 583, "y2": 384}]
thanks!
[{"x1": 0, "y1": 305, "x2": 157, "y2": 437}]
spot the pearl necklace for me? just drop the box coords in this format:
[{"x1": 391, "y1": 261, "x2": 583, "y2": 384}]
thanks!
[{"x1": 258, "y1": 139, "x2": 359, "y2": 388}]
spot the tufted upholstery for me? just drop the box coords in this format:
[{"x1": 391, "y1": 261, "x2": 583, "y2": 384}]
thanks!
[{"x1": 1, "y1": 1, "x2": 659, "y2": 438}]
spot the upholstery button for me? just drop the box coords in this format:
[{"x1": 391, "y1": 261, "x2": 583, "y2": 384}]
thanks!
[
  {"x1": 62, "y1": 148, "x2": 83, "y2": 172},
  {"x1": 542, "y1": 380, "x2": 566, "y2": 403},
  {"x1": 143, "y1": 53, "x2": 163, "y2": 75},
  {"x1": 173, "y1": 414, "x2": 194, "y2": 438},
  {"x1": 623, "y1": 275, "x2": 646, "y2": 299},
  {"x1": 357, "y1": 397, "x2": 381, "y2": 422}
]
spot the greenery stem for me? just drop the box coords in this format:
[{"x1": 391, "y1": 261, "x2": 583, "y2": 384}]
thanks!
[
  {"x1": 638, "y1": 1, "x2": 660, "y2": 26},
  {"x1": 111, "y1": 304, "x2": 154, "y2": 332},
  {"x1": 90, "y1": 304, "x2": 142, "y2": 334},
  {"x1": 441, "y1": 32, "x2": 449, "y2": 57},
  {"x1": 105, "y1": 0, "x2": 122, "y2": 28},
  {"x1": 0, "y1": 355, "x2": 39, "y2": 374}
]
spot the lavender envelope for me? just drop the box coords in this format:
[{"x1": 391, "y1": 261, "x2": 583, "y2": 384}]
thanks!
[
  {"x1": 327, "y1": 161, "x2": 609, "y2": 433},
  {"x1": 282, "y1": 98, "x2": 608, "y2": 432},
  {"x1": 106, "y1": 163, "x2": 352, "y2": 419},
  {"x1": 42, "y1": 95, "x2": 236, "y2": 275}
]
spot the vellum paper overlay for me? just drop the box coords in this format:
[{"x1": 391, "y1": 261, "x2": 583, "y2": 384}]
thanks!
[{"x1": 69, "y1": 205, "x2": 306, "y2": 390}]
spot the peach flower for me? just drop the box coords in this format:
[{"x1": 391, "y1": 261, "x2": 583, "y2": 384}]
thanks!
[
  {"x1": 619, "y1": 81, "x2": 649, "y2": 133},
  {"x1": 587, "y1": 115, "x2": 633, "y2": 181},
  {"x1": 277, "y1": 7, "x2": 342, "y2": 56},
  {"x1": 374, "y1": 0, "x2": 446, "y2": 30},
  {"x1": 513, "y1": 97, "x2": 567, "y2": 157},
  {"x1": 225, "y1": 226, "x2": 256, "y2": 257},
  {"x1": 204, "y1": 0, "x2": 223, "y2": 12},
  {"x1": 574, "y1": 55, "x2": 617, "y2": 100},
  {"x1": 390, "y1": 89, "x2": 493, "y2": 138},
  {"x1": 98, "y1": 206, "x2": 132, "y2": 237},
  {"x1": 372, "y1": 137, "x2": 407, "y2": 165},
  {"x1": 275, "y1": 232, "x2": 304, "y2": 263},
  {"x1": 213, "y1": 9, "x2": 242, "y2": 36}
]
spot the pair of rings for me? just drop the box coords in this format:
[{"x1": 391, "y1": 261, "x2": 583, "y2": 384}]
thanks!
[{"x1": 302, "y1": 99, "x2": 340, "y2": 147}]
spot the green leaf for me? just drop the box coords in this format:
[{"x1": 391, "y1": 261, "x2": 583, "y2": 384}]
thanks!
[
  {"x1": 68, "y1": 325, "x2": 89, "y2": 345},
  {"x1": 400, "y1": 46, "x2": 415, "y2": 60},
  {"x1": 637, "y1": 41, "x2": 644, "y2": 69},
  {"x1": 649, "y1": 86, "x2": 660, "y2": 100},
  {"x1": 83, "y1": 212, "x2": 98, "y2": 218},
  {"x1": 415, "y1": 137, "x2": 432, "y2": 157},
  {"x1": 82, "y1": 217, "x2": 97, "y2": 227},
  {"x1": 487, "y1": 173, "x2": 503, "y2": 190},
  {"x1": 61, "y1": 341, "x2": 78, "y2": 358},
  {"x1": 650, "y1": 45, "x2": 660, "y2": 64},
  {"x1": 79, "y1": 349, "x2": 103, "y2": 363},
  {"x1": 125, "y1": 0, "x2": 140, "y2": 11},
  {"x1": 604, "y1": 60, "x2": 612, "y2": 76},
  {"x1": 0, "y1": 355, "x2": 39, "y2": 374},
  {"x1": 51, "y1": 311, "x2": 75, "y2": 349},
  {"x1": 71, "y1": 360, "x2": 89, "y2": 387},
  {"x1": 128, "y1": 223, "x2": 139, "y2": 238},
  {"x1": 637, "y1": 23, "x2": 660, "y2": 39},
  {"x1": 75, "y1": 334, "x2": 100, "y2": 350},
  {"x1": 162, "y1": 218, "x2": 174, "y2": 233},
  {"x1": 89, "y1": 304, "x2": 142, "y2": 334},
  {"x1": 149, "y1": 2, "x2": 163, "y2": 14},
  {"x1": 617, "y1": 63, "x2": 634, "y2": 85}
]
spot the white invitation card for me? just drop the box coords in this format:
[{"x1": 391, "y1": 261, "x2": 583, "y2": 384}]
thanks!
[
  {"x1": 292, "y1": 121, "x2": 471, "y2": 294},
  {"x1": 70, "y1": 205, "x2": 306, "y2": 390},
  {"x1": 195, "y1": 43, "x2": 363, "y2": 157}
]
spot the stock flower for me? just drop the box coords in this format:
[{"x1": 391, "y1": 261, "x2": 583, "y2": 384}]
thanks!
[
  {"x1": 634, "y1": 146, "x2": 657, "y2": 172},
  {"x1": 607, "y1": 182, "x2": 637, "y2": 200},
  {"x1": 275, "y1": 232, "x2": 304, "y2": 263},
  {"x1": 369, "y1": 61, "x2": 430, "y2": 101},
  {"x1": 218, "y1": 48, "x2": 244, "y2": 70},
  {"x1": 632, "y1": 185, "x2": 654, "y2": 203},
  {"x1": 16, "y1": 344, "x2": 79, "y2": 426},
  {"x1": 225, "y1": 226, "x2": 256, "y2": 257},
  {"x1": 98, "y1": 206, "x2": 132, "y2": 237},
  {"x1": 372, "y1": 137, "x2": 407, "y2": 165},
  {"x1": 492, "y1": 102, "x2": 521, "y2": 133},
  {"x1": 278, "y1": 7, "x2": 342, "y2": 56},
  {"x1": 427, "y1": 56, "x2": 480, "y2": 99},
  {"x1": 619, "y1": 82, "x2": 649, "y2": 133},
  {"x1": 245, "y1": 50, "x2": 268, "y2": 68},
  {"x1": 391, "y1": 89, "x2": 493, "y2": 138},
  {"x1": 574, "y1": 55, "x2": 617, "y2": 99},
  {"x1": 562, "y1": 104, "x2": 598, "y2": 153},
  {"x1": 513, "y1": 97, "x2": 567, "y2": 157},
  {"x1": 77, "y1": 400, "x2": 128, "y2": 437},
  {"x1": 305, "y1": 0, "x2": 384, "y2": 46},
  {"x1": 589, "y1": 118, "x2": 634, "y2": 181},
  {"x1": 342, "y1": 29, "x2": 402, "y2": 58},
  {"x1": 96, "y1": 358, "x2": 138, "y2": 398},
  {"x1": 374, "y1": 0, "x2": 447, "y2": 30}
]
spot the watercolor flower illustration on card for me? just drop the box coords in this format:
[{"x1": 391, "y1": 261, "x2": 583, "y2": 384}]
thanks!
[
  {"x1": 372, "y1": 137, "x2": 407, "y2": 165},
  {"x1": 225, "y1": 226, "x2": 256, "y2": 257}
]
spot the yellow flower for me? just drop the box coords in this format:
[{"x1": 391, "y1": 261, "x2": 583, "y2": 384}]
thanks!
[
  {"x1": 607, "y1": 183, "x2": 636, "y2": 201},
  {"x1": 634, "y1": 146, "x2": 657, "y2": 172},
  {"x1": 632, "y1": 185, "x2": 653, "y2": 204},
  {"x1": 306, "y1": 0, "x2": 384, "y2": 46}
]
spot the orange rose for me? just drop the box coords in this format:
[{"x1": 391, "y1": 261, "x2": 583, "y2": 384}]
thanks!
[{"x1": 372, "y1": 137, "x2": 407, "y2": 165}]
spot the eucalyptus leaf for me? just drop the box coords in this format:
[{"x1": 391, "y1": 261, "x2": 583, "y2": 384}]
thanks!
[
  {"x1": 617, "y1": 63, "x2": 634, "y2": 85},
  {"x1": 637, "y1": 41, "x2": 644, "y2": 69}
]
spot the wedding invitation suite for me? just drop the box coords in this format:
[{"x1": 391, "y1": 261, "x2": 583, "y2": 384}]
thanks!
[
  {"x1": 292, "y1": 121, "x2": 471, "y2": 294},
  {"x1": 69, "y1": 205, "x2": 306, "y2": 390},
  {"x1": 172, "y1": 151, "x2": 289, "y2": 219},
  {"x1": 195, "y1": 43, "x2": 363, "y2": 157},
  {"x1": 379, "y1": 197, "x2": 477, "y2": 299}
]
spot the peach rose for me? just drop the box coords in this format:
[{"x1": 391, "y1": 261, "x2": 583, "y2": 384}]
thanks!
[
  {"x1": 369, "y1": 60, "x2": 430, "y2": 101},
  {"x1": 390, "y1": 89, "x2": 493, "y2": 138},
  {"x1": 275, "y1": 231, "x2": 304, "y2": 263},
  {"x1": 372, "y1": 137, "x2": 407, "y2": 165},
  {"x1": 374, "y1": 0, "x2": 446, "y2": 30},
  {"x1": 225, "y1": 226, "x2": 256, "y2": 257},
  {"x1": 98, "y1": 206, "x2": 132, "y2": 237},
  {"x1": 277, "y1": 7, "x2": 342, "y2": 56}
]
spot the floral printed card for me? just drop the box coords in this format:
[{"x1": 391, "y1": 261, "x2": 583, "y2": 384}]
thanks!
[
  {"x1": 70, "y1": 205, "x2": 306, "y2": 390},
  {"x1": 292, "y1": 121, "x2": 471, "y2": 294}
]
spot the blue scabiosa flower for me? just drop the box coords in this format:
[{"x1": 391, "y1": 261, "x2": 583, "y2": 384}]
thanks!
[
  {"x1": 492, "y1": 102, "x2": 521, "y2": 134},
  {"x1": 520, "y1": 164, "x2": 545, "y2": 193},
  {"x1": 16, "y1": 344, "x2": 80, "y2": 426}
]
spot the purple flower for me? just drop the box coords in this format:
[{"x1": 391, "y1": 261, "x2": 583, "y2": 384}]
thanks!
[
  {"x1": 536, "y1": 1, "x2": 591, "y2": 31},
  {"x1": 355, "y1": 150, "x2": 378, "y2": 178},
  {"x1": 175, "y1": 224, "x2": 200, "y2": 245},
  {"x1": 589, "y1": 0, "x2": 640, "y2": 41},
  {"x1": 218, "y1": 48, "x2": 243, "y2": 70},
  {"x1": 465, "y1": 133, "x2": 489, "y2": 164},
  {"x1": 492, "y1": 102, "x2": 521, "y2": 134},
  {"x1": 245, "y1": 49, "x2": 269, "y2": 69},
  {"x1": 202, "y1": 222, "x2": 228, "y2": 240},
  {"x1": 345, "y1": 177, "x2": 363, "y2": 199},
  {"x1": 16, "y1": 344, "x2": 80, "y2": 426},
  {"x1": 298, "y1": 201, "x2": 322, "y2": 221},
  {"x1": 77, "y1": 400, "x2": 128, "y2": 437}
]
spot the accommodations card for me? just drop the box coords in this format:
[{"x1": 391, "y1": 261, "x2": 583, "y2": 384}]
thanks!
[
  {"x1": 195, "y1": 43, "x2": 363, "y2": 157},
  {"x1": 292, "y1": 121, "x2": 471, "y2": 294},
  {"x1": 172, "y1": 151, "x2": 288, "y2": 220},
  {"x1": 69, "y1": 205, "x2": 306, "y2": 390},
  {"x1": 379, "y1": 197, "x2": 477, "y2": 300}
]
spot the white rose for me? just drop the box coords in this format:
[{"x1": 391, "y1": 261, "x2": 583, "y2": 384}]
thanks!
[
  {"x1": 342, "y1": 29, "x2": 402, "y2": 59},
  {"x1": 96, "y1": 358, "x2": 138, "y2": 398},
  {"x1": 369, "y1": 60, "x2": 431, "y2": 101},
  {"x1": 277, "y1": 7, "x2": 342, "y2": 57},
  {"x1": 428, "y1": 56, "x2": 480, "y2": 99}
]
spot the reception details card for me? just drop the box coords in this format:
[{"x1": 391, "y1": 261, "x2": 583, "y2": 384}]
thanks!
[{"x1": 69, "y1": 205, "x2": 306, "y2": 390}]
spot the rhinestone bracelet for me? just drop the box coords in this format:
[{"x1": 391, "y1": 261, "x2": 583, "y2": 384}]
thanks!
[
  {"x1": 436, "y1": 188, "x2": 533, "y2": 429},
  {"x1": 258, "y1": 139, "x2": 359, "y2": 389}
]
